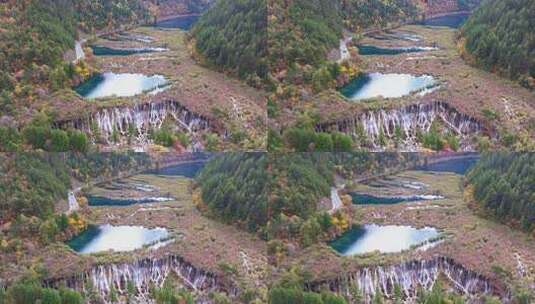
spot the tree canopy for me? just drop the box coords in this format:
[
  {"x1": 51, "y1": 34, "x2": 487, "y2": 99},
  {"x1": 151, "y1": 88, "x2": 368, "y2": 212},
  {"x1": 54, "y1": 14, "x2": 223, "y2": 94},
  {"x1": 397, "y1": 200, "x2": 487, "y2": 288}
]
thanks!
[
  {"x1": 466, "y1": 153, "x2": 535, "y2": 233},
  {"x1": 195, "y1": 153, "x2": 268, "y2": 232},
  {"x1": 460, "y1": 0, "x2": 535, "y2": 88},
  {"x1": 191, "y1": 0, "x2": 268, "y2": 80}
]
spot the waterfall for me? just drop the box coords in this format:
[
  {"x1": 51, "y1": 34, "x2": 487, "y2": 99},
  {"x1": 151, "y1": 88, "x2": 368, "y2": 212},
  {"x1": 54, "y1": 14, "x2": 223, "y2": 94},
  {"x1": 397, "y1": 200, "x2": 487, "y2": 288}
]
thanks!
[
  {"x1": 305, "y1": 256, "x2": 503, "y2": 303},
  {"x1": 44, "y1": 255, "x2": 236, "y2": 304},
  {"x1": 68, "y1": 191, "x2": 80, "y2": 214},
  {"x1": 330, "y1": 187, "x2": 343, "y2": 213},
  {"x1": 73, "y1": 39, "x2": 86, "y2": 63},
  {"x1": 55, "y1": 100, "x2": 215, "y2": 148},
  {"x1": 338, "y1": 37, "x2": 353, "y2": 63},
  {"x1": 316, "y1": 101, "x2": 484, "y2": 150}
]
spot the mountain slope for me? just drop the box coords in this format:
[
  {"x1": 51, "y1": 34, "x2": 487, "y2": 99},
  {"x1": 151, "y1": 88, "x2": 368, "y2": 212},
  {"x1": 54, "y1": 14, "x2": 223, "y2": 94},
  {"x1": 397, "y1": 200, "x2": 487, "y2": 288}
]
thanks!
[
  {"x1": 190, "y1": 0, "x2": 268, "y2": 81},
  {"x1": 195, "y1": 153, "x2": 268, "y2": 232},
  {"x1": 460, "y1": 0, "x2": 534, "y2": 88},
  {"x1": 466, "y1": 153, "x2": 535, "y2": 233}
]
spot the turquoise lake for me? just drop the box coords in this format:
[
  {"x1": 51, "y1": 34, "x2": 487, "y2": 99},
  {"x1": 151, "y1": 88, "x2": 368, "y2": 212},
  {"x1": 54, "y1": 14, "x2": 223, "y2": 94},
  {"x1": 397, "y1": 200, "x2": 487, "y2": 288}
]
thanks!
[
  {"x1": 329, "y1": 224, "x2": 440, "y2": 255},
  {"x1": 67, "y1": 225, "x2": 169, "y2": 254},
  {"x1": 75, "y1": 72, "x2": 168, "y2": 99},
  {"x1": 340, "y1": 73, "x2": 436, "y2": 101}
]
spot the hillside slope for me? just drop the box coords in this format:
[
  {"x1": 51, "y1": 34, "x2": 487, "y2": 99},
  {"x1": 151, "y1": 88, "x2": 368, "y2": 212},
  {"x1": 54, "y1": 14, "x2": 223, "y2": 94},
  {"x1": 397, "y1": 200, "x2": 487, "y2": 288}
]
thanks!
[
  {"x1": 190, "y1": 0, "x2": 268, "y2": 81},
  {"x1": 460, "y1": 0, "x2": 534, "y2": 88},
  {"x1": 466, "y1": 153, "x2": 535, "y2": 233}
]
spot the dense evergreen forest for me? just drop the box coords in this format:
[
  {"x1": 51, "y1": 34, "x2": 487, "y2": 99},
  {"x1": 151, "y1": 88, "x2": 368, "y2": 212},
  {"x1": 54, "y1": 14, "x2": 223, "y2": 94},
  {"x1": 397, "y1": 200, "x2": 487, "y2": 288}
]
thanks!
[
  {"x1": 195, "y1": 153, "x2": 268, "y2": 232},
  {"x1": 466, "y1": 153, "x2": 535, "y2": 233},
  {"x1": 0, "y1": 282, "x2": 85, "y2": 304},
  {"x1": 268, "y1": 0, "x2": 342, "y2": 73},
  {"x1": 0, "y1": 154, "x2": 71, "y2": 222},
  {"x1": 460, "y1": 0, "x2": 534, "y2": 88},
  {"x1": 0, "y1": 278, "x2": 196, "y2": 304},
  {"x1": 190, "y1": 0, "x2": 268, "y2": 83},
  {"x1": 0, "y1": 113, "x2": 90, "y2": 152}
]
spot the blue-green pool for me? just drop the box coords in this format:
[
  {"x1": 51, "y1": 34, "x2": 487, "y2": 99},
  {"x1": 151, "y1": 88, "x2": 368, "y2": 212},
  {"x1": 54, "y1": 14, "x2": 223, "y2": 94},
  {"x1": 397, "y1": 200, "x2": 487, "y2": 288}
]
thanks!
[
  {"x1": 340, "y1": 73, "x2": 437, "y2": 101},
  {"x1": 329, "y1": 224, "x2": 440, "y2": 255},
  {"x1": 67, "y1": 224, "x2": 170, "y2": 254}
]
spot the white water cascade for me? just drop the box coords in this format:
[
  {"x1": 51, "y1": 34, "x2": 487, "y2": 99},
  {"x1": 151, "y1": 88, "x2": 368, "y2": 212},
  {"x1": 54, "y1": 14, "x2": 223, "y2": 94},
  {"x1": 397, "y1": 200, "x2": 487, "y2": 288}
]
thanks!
[
  {"x1": 306, "y1": 256, "x2": 501, "y2": 303},
  {"x1": 316, "y1": 101, "x2": 483, "y2": 150},
  {"x1": 56, "y1": 100, "x2": 213, "y2": 147},
  {"x1": 338, "y1": 37, "x2": 353, "y2": 63},
  {"x1": 45, "y1": 255, "x2": 235, "y2": 304},
  {"x1": 73, "y1": 39, "x2": 86, "y2": 63},
  {"x1": 67, "y1": 191, "x2": 80, "y2": 214},
  {"x1": 330, "y1": 187, "x2": 343, "y2": 214}
]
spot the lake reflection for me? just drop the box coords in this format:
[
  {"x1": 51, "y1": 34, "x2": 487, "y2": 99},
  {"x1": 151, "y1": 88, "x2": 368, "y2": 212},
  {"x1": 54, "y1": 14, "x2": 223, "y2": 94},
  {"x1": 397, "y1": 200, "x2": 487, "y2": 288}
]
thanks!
[
  {"x1": 68, "y1": 224, "x2": 169, "y2": 254},
  {"x1": 420, "y1": 14, "x2": 469, "y2": 28},
  {"x1": 351, "y1": 193, "x2": 443, "y2": 205},
  {"x1": 75, "y1": 72, "x2": 168, "y2": 99},
  {"x1": 340, "y1": 73, "x2": 436, "y2": 101},
  {"x1": 155, "y1": 15, "x2": 200, "y2": 30},
  {"x1": 358, "y1": 45, "x2": 437, "y2": 55},
  {"x1": 329, "y1": 224, "x2": 439, "y2": 255},
  {"x1": 147, "y1": 161, "x2": 206, "y2": 178},
  {"x1": 415, "y1": 155, "x2": 480, "y2": 175}
]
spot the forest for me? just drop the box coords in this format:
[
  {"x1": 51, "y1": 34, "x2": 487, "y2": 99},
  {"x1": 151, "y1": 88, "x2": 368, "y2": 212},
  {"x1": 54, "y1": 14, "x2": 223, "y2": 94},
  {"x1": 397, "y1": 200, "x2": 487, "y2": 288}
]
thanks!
[
  {"x1": 340, "y1": 0, "x2": 419, "y2": 31},
  {"x1": 75, "y1": 0, "x2": 150, "y2": 33},
  {"x1": 190, "y1": 0, "x2": 268, "y2": 83},
  {"x1": 0, "y1": 281, "x2": 85, "y2": 304},
  {"x1": 0, "y1": 0, "x2": 78, "y2": 115},
  {"x1": 0, "y1": 153, "x2": 71, "y2": 222},
  {"x1": 460, "y1": 0, "x2": 534, "y2": 88},
  {"x1": 466, "y1": 153, "x2": 535, "y2": 233},
  {"x1": 195, "y1": 153, "x2": 268, "y2": 232},
  {"x1": 0, "y1": 113, "x2": 90, "y2": 152},
  {"x1": 268, "y1": 0, "x2": 342, "y2": 74}
]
